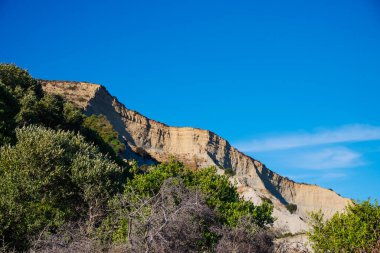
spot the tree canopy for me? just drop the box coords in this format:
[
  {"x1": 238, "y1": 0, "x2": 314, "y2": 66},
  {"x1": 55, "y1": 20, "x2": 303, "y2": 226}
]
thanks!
[
  {"x1": 308, "y1": 200, "x2": 380, "y2": 252},
  {"x1": 0, "y1": 126, "x2": 126, "y2": 250}
]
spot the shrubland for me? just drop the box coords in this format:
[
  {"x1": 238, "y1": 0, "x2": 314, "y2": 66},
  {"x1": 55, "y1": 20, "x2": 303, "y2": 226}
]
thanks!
[
  {"x1": 0, "y1": 126, "x2": 126, "y2": 250},
  {"x1": 99, "y1": 160, "x2": 274, "y2": 252},
  {"x1": 0, "y1": 64, "x2": 275, "y2": 252},
  {"x1": 5, "y1": 64, "x2": 378, "y2": 252}
]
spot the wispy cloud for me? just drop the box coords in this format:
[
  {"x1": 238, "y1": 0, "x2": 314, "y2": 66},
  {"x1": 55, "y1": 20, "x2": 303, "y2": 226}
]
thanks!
[
  {"x1": 286, "y1": 172, "x2": 347, "y2": 181},
  {"x1": 234, "y1": 124, "x2": 378, "y2": 178},
  {"x1": 236, "y1": 124, "x2": 380, "y2": 152},
  {"x1": 280, "y1": 147, "x2": 364, "y2": 170}
]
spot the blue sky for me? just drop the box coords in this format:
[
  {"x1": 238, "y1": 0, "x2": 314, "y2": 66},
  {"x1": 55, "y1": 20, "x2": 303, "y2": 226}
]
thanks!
[{"x1": 1, "y1": 0, "x2": 379, "y2": 200}]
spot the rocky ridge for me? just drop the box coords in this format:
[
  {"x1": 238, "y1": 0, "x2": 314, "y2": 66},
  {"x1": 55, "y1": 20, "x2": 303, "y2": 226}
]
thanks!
[{"x1": 41, "y1": 80, "x2": 351, "y2": 234}]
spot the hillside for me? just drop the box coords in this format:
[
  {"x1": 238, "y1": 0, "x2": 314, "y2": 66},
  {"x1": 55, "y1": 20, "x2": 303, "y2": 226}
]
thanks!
[{"x1": 41, "y1": 80, "x2": 351, "y2": 234}]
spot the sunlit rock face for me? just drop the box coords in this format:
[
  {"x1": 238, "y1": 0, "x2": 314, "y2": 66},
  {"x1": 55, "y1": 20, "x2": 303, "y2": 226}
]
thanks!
[{"x1": 42, "y1": 80, "x2": 351, "y2": 234}]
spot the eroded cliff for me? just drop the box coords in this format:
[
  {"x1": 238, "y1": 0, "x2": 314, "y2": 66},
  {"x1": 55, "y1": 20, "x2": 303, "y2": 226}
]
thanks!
[{"x1": 41, "y1": 80, "x2": 351, "y2": 234}]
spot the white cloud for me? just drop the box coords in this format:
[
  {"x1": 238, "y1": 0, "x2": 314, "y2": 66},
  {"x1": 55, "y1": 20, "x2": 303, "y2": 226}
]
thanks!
[
  {"x1": 236, "y1": 124, "x2": 380, "y2": 152},
  {"x1": 286, "y1": 172, "x2": 347, "y2": 181},
  {"x1": 283, "y1": 147, "x2": 364, "y2": 170},
  {"x1": 322, "y1": 173, "x2": 347, "y2": 179}
]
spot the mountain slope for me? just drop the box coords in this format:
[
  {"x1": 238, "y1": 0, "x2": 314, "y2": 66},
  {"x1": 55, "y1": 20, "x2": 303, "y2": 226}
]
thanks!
[{"x1": 41, "y1": 80, "x2": 351, "y2": 234}]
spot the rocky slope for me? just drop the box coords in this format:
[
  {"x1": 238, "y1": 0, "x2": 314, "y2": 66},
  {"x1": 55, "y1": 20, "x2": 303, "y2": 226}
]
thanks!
[{"x1": 41, "y1": 80, "x2": 351, "y2": 234}]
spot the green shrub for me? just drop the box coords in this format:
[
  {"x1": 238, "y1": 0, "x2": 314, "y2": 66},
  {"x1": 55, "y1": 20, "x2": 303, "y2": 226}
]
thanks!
[
  {"x1": 83, "y1": 114, "x2": 125, "y2": 155},
  {"x1": 100, "y1": 160, "x2": 273, "y2": 244},
  {"x1": 223, "y1": 167, "x2": 235, "y2": 177},
  {"x1": 0, "y1": 63, "x2": 43, "y2": 99},
  {"x1": 0, "y1": 64, "x2": 124, "y2": 164},
  {"x1": 286, "y1": 203, "x2": 297, "y2": 214},
  {"x1": 308, "y1": 200, "x2": 380, "y2": 252},
  {"x1": 0, "y1": 64, "x2": 76, "y2": 140},
  {"x1": 0, "y1": 126, "x2": 126, "y2": 250},
  {"x1": 0, "y1": 82, "x2": 18, "y2": 145},
  {"x1": 261, "y1": 196, "x2": 273, "y2": 205}
]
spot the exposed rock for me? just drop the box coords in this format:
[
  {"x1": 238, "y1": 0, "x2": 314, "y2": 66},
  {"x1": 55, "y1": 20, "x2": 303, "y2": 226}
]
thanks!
[{"x1": 41, "y1": 80, "x2": 351, "y2": 234}]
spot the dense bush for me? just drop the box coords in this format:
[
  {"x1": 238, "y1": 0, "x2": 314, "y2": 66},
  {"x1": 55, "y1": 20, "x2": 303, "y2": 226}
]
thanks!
[
  {"x1": 0, "y1": 82, "x2": 19, "y2": 145},
  {"x1": 0, "y1": 126, "x2": 126, "y2": 250},
  {"x1": 132, "y1": 160, "x2": 272, "y2": 226},
  {"x1": 121, "y1": 179, "x2": 217, "y2": 252},
  {"x1": 83, "y1": 114, "x2": 125, "y2": 155},
  {"x1": 29, "y1": 178, "x2": 275, "y2": 253},
  {"x1": 0, "y1": 64, "x2": 125, "y2": 162},
  {"x1": 308, "y1": 200, "x2": 380, "y2": 252},
  {"x1": 286, "y1": 203, "x2": 297, "y2": 214},
  {"x1": 99, "y1": 160, "x2": 274, "y2": 249},
  {"x1": 0, "y1": 64, "x2": 43, "y2": 99},
  {"x1": 28, "y1": 222, "x2": 104, "y2": 253},
  {"x1": 215, "y1": 219, "x2": 274, "y2": 253},
  {"x1": 0, "y1": 64, "x2": 81, "y2": 142}
]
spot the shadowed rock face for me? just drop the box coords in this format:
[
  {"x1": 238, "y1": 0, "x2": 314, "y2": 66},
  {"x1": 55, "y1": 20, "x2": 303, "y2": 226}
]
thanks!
[{"x1": 41, "y1": 80, "x2": 351, "y2": 234}]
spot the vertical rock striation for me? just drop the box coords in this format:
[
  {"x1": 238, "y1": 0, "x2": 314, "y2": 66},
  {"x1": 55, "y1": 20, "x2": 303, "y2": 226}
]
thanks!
[{"x1": 41, "y1": 80, "x2": 351, "y2": 234}]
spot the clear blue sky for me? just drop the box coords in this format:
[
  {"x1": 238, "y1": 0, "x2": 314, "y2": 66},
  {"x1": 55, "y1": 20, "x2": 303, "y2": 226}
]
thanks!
[{"x1": 1, "y1": 0, "x2": 379, "y2": 200}]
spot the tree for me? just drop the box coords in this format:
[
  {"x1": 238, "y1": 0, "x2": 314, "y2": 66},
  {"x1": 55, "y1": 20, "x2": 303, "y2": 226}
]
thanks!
[
  {"x1": 0, "y1": 82, "x2": 18, "y2": 145},
  {"x1": 0, "y1": 126, "x2": 126, "y2": 250},
  {"x1": 308, "y1": 200, "x2": 380, "y2": 252},
  {"x1": 0, "y1": 64, "x2": 43, "y2": 98},
  {"x1": 0, "y1": 64, "x2": 123, "y2": 162},
  {"x1": 82, "y1": 114, "x2": 125, "y2": 155}
]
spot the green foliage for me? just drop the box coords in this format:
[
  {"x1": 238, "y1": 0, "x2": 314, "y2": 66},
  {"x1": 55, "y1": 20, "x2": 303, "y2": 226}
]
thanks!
[
  {"x1": 0, "y1": 82, "x2": 18, "y2": 145},
  {"x1": 15, "y1": 92, "x2": 70, "y2": 128},
  {"x1": 223, "y1": 167, "x2": 235, "y2": 177},
  {"x1": 0, "y1": 64, "x2": 275, "y2": 252},
  {"x1": 0, "y1": 64, "x2": 123, "y2": 163},
  {"x1": 308, "y1": 200, "x2": 380, "y2": 252},
  {"x1": 15, "y1": 89, "x2": 40, "y2": 125},
  {"x1": 0, "y1": 63, "x2": 43, "y2": 99},
  {"x1": 187, "y1": 166, "x2": 273, "y2": 227},
  {"x1": 63, "y1": 102, "x2": 84, "y2": 127},
  {"x1": 83, "y1": 114, "x2": 125, "y2": 155},
  {"x1": 0, "y1": 64, "x2": 76, "y2": 141},
  {"x1": 0, "y1": 126, "x2": 126, "y2": 250},
  {"x1": 286, "y1": 203, "x2": 297, "y2": 214},
  {"x1": 261, "y1": 196, "x2": 273, "y2": 205},
  {"x1": 101, "y1": 160, "x2": 273, "y2": 243}
]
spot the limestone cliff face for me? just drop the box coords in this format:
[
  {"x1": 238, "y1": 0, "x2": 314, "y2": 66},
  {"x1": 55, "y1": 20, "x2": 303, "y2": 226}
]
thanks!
[{"x1": 41, "y1": 80, "x2": 351, "y2": 233}]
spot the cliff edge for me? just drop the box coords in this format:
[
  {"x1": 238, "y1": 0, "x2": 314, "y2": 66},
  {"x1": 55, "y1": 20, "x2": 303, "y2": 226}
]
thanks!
[{"x1": 41, "y1": 80, "x2": 351, "y2": 234}]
